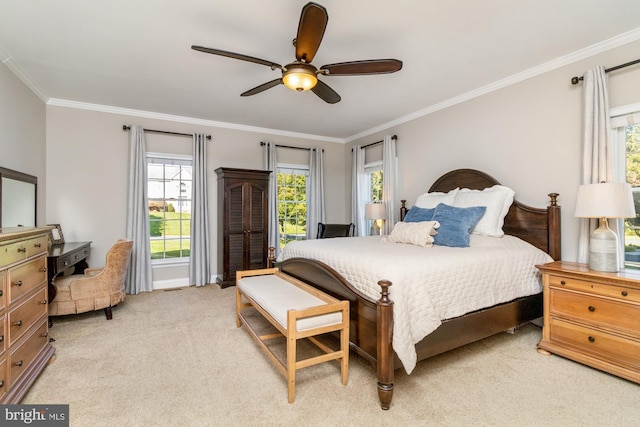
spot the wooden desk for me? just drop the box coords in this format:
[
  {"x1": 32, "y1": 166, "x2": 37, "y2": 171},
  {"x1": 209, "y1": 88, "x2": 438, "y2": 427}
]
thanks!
[{"x1": 47, "y1": 241, "x2": 91, "y2": 301}]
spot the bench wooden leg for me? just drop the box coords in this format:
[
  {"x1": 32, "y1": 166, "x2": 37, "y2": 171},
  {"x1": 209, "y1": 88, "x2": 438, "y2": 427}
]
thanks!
[
  {"x1": 340, "y1": 312, "x2": 349, "y2": 386},
  {"x1": 235, "y1": 287, "x2": 242, "y2": 328},
  {"x1": 287, "y1": 316, "x2": 297, "y2": 403}
]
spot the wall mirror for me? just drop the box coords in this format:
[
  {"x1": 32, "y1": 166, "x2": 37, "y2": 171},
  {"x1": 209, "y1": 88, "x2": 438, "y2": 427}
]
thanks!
[{"x1": 0, "y1": 166, "x2": 37, "y2": 228}]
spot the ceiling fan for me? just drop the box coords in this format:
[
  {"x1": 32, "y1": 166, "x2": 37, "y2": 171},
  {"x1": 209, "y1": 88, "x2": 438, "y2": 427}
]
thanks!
[{"x1": 191, "y1": 2, "x2": 402, "y2": 104}]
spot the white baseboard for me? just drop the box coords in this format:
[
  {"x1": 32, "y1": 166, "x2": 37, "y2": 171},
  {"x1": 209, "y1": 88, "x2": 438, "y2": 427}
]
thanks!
[
  {"x1": 152, "y1": 274, "x2": 222, "y2": 290},
  {"x1": 153, "y1": 277, "x2": 190, "y2": 291}
]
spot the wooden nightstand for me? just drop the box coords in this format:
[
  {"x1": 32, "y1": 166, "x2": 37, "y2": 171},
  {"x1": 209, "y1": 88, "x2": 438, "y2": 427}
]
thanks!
[{"x1": 536, "y1": 261, "x2": 640, "y2": 383}]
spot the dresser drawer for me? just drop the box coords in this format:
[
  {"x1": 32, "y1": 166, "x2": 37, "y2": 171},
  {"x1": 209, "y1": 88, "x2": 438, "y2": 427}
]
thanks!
[
  {"x1": 0, "y1": 240, "x2": 28, "y2": 268},
  {"x1": 550, "y1": 288, "x2": 640, "y2": 336},
  {"x1": 0, "y1": 359, "x2": 7, "y2": 401},
  {"x1": 7, "y1": 288, "x2": 47, "y2": 346},
  {"x1": 548, "y1": 274, "x2": 640, "y2": 304},
  {"x1": 550, "y1": 317, "x2": 640, "y2": 369},
  {"x1": 25, "y1": 236, "x2": 48, "y2": 258},
  {"x1": 7, "y1": 319, "x2": 48, "y2": 386},
  {"x1": 6, "y1": 255, "x2": 46, "y2": 304},
  {"x1": 0, "y1": 271, "x2": 5, "y2": 312},
  {"x1": 0, "y1": 314, "x2": 5, "y2": 356}
]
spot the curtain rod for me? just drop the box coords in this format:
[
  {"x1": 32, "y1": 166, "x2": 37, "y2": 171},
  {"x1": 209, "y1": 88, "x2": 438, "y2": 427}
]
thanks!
[
  {"x1": 570, "y1": 58, "x2": 640, "y2": 85},
  {"x1": 259, "y1": 141, "x2": 323, "y2": 152},
  {"x1": 351, "y1": 134, "x2": 397, "y2": 151},
  {"x1": 122, "y1": 125, "x2": 211, "y2": 140}
]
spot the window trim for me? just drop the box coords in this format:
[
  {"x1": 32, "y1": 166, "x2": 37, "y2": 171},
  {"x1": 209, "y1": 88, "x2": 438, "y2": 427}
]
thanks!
[{"x1": 147, "y1": 152, "x2": 193, "y2": 265}]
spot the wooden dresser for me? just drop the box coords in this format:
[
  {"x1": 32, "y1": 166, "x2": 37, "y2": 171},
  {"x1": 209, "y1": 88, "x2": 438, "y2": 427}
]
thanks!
[
  {"x1": 537, "y1": 261, "x2": 639, "y2": 383},
  {"x1": 0, "y1": 227, "x2": 56, "y2": 403}
]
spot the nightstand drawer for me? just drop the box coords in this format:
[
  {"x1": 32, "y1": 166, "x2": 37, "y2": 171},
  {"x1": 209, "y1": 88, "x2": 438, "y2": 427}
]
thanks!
[
  {"x1": 550, "y1": 317, "x2": 640, "y2": 369},
  {"x1": 550, "y1": 288, "x2": 640, "y2": 336},
  {"x1": 548, "y1": 274, "x2": 640, "y2": 304}
]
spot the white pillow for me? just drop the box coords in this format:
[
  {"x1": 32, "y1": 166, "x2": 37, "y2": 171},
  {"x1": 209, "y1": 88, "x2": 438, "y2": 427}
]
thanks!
[
  {"x1": 414, "y1": 188, "x2": 459, "y2": 209},
  {"x1": 384, "y1": 221, "x2": 440, "y2": 247},
  {"x1": 452, "y1": 185, "x2": 515, "y2": 237}
]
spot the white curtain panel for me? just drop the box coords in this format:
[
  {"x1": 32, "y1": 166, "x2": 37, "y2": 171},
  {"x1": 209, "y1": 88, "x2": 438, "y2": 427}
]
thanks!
[
  {"x1": 382, "y1": 135, "x2": 398, "y2": 234},
  {"x1": 578, "y1": 66, "x2": 614, "y2": 264},
  {"x1": 264, "y1": 142, "x2": 280, "y2": 257},
  {"x1": 306, "y1": 148, "x2": 326, "y2": 239},
  {"x1": 125, "y1": 125, "x2": 153, "y2": 294},
  {"x1": 351, "y1": 145, "x2": 368, "y2": 236},
  {"x1": 189, "y1": 133, "x2": 210, "y2": 286}
]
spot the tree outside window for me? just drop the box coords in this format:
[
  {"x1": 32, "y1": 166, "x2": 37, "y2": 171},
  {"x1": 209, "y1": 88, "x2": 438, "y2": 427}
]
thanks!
[{"x1": 277, "y1": 166, "x2": 308, "y2": 248}]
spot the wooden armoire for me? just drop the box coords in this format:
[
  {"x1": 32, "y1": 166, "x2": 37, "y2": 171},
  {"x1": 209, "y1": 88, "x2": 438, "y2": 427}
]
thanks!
[{"x1": 215, "y1": 168, "x2": 271, "y2": 288}]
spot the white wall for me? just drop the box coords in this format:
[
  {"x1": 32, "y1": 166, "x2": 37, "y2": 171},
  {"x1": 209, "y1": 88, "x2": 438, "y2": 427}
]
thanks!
[
  {"x1": 0, "y1": 63, "x2": 46, "y2": 224},
  {"x1": 348, "y1": 39, "x2": 640, "y2": 262},
  {"x1": 45, "y1": 106, "x2": 348, "y2": 286}
]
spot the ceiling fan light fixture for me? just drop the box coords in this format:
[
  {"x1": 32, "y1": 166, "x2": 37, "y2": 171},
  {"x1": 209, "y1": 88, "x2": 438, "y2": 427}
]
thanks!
[{"x1": 282, "y1": 64, "x2": 318, "y2": 92}]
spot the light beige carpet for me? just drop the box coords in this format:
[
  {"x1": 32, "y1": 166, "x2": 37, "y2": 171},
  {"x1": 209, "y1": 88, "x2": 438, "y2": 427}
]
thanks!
[{"x1": 24, "y1": 285, "x2": 639, "y2": 426}]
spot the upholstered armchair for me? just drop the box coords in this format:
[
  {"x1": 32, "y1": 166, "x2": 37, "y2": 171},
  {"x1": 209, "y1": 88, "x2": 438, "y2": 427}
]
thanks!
[{"x1": 48, "y1": 239, "x2": 133, "y2": 320}]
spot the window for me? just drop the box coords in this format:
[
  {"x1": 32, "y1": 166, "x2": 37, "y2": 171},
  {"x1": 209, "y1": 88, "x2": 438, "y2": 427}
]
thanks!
[
  {"x1": 365, "y1": 160, "x2": 383, "y2": 234},
  {"x1": 277, "y1": 165, "x2": 308, "y2": 248},
  {"x1": 614, "y1": 109, "x2": 640, "y2": 268},
  {"x1": 147, "y1": 153, "x2": 192, "y2": 262}
]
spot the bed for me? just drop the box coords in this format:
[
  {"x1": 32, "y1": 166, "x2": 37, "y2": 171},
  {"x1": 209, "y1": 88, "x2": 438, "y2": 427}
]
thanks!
[{"x1": 271, "y1": 169, "x2": 561, "y2": 409}]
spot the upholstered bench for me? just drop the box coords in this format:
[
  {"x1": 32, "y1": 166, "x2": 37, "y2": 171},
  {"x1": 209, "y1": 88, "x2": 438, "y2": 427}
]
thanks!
[{"x1": 236, "y1": 268, "x2": 350, "y2": 403}]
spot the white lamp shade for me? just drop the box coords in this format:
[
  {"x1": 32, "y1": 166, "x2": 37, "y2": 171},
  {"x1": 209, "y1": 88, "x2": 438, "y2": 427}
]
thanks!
[
  {"x1": 574, "y1": 182, "x2": 636, "y2": 218},
  {"x1": 365, "y1": 203, "x2": 386, "y2": 220}
]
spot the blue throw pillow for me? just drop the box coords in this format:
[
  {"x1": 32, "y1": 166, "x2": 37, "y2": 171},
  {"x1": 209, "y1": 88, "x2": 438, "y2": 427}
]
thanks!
[
  {"x1": 431, "y1": 203, "x2": 487, "y2": 247},
  {"x1": 403, "y1": 206, "x2": 435, "y2": 223}
]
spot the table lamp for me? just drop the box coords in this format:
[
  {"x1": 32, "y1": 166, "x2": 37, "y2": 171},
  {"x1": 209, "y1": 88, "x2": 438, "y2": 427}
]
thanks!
[
  {"x1": 365, "y1": 203, "x2": 386, "y2": 236},
  {"x1": 574, "y1": 182, "x2": 636, "y2": 272}
]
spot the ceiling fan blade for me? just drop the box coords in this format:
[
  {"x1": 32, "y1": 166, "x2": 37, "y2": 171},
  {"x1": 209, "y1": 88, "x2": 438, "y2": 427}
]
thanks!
[
  {"x1": 311, "y1": 79, "x2": 341, "y2": 104},
  {"x1": 295, "y1": 2, "x2": 328, "y2": 63},
  {"x1": 240, "y1": 79, "x2": 283, "y2": 97},
  {"x1": 191, "y1": 46, "x2": 282, "y2": 69},
  {"x1": 320, "y1": 59, "x2": 403, "y2": 76}
]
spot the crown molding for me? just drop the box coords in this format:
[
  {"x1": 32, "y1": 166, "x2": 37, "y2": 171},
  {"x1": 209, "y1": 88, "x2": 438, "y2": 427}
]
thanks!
[
  {"x1": 346, "y1": 26, "x2": 640, "y2": 143},
  {"x1": 46, "y1": 99, "x2": 344, "y2": 143},
  {"x1": 0, "y1": 47, "x2": 48, "y2": 103}
]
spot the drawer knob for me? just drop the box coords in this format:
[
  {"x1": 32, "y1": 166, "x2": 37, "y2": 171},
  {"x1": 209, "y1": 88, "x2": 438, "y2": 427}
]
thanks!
[
  {"x1": 0, "y1": 380, "x2": 3, "y2": 388},
  {"x1": 560, "y1": 280, "x2": 566, "y2": 285},
  {"x1": 40, "y1": 300, "x2": 47, "y2": 305},
  {"x1": 0, "y1": 290, "x2": 3, "y2": 296},
  {"x1": 0, "y1": 335, "x2": 4, "y2": 342},
  {"x1": 41, "y1": 332, "x2": 49, "y2": 338},
  {"x1": 17, "y1": 247, "x2": 26, "y2": 253},
  {"x1": 13, "y1": 320, "x2": 22, "y2": 327},
  {"x1": 621, "y1": 291, "x2": 628, "y2": 297},
  {"x1": 35, "y1": 243, "x2": 42, "y2": 248},
  {"x1": 588, "y1": 336, "x2": 595, "y2": 343},
  {"x1": 588, "y1": 306, "x2": 596, "y2": 312},
  {"x1": 40, "y1": 267, "x2": 47, "y2": 272},
  {"x1": 13, "y1": 280, "x2": 23, "y2": 287},
  {"x1": 14, "y1": 360, "x2": 23, "y2": 367}
]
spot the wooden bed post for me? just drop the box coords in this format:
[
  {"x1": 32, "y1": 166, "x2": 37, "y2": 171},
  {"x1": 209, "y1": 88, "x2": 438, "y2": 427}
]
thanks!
[
  {"x1": 267, "y1": 247, "x2": 276, "y2": 268},
  {"x1": 547, "y1": 193, "x2": 561, "y2": 261},
  {"x1": 376, "y1": 280, "x2": 394, "y2": 410}
]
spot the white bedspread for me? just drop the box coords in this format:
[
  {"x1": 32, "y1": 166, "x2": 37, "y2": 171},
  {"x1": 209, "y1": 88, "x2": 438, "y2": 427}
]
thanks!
[{"x1": 277, "y1": 234, "x2": 552, "y2": 373}]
